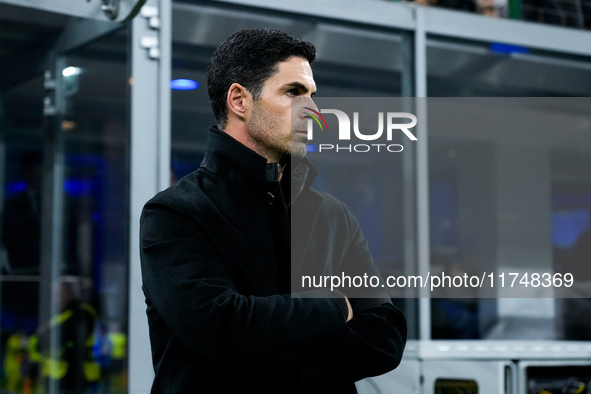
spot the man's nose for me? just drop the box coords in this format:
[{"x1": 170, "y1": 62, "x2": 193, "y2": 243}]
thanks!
[{"x1": 297, "y1": 97, "x2": 318, "y2": 118}]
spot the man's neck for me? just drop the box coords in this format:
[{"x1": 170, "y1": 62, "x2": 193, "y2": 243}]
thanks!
[{"x1": 218, "y1": 123, "x2": 289, "y2": 177}]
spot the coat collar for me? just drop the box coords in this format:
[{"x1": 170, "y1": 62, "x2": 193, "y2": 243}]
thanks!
[
  {"x1": 201, "y1": 126, "x2": 270, "y2": 182},
  {"x1": 201, "y1": 126, "x2": 318, "y2": 201}
]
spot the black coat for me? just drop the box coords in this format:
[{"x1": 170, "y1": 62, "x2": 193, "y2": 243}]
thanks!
[{"x1": 140, "y1": 127, "x2": 406, "y2": 393}]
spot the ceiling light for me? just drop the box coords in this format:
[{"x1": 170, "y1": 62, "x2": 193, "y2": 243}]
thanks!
[
  {"x1": 62, "y1": 67, "x2": 82, "y2": 77},
  {"x1": 170, "y1": 79, "x2": 199, "y2": 90}
]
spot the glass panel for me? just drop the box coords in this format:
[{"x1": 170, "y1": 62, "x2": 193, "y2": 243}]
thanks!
[
  {"x1": 0, "y1": 6, "x2": 61, "y2": 393},
  {"x1": 0, "y1": 6, "x2": 130, "y2": 391},
  {"x1": 57, "y1": 29, "x2": 130, "y2": 393},
  {"x1": 0, "y1": 47, "x2": 46, "y2": 394},
  {"x1": 527, "y1": 366, "x2": 591, "y2": 393},
  {"x1": 427, "y1": 36, "x2": 591, "y2": 340},
  {"x1": 170, "y1": 3, "x2": 417, "y2": 337},
  {"x1": 427, "y1": 37, "x2": 591, "y2": 97},
  {"x1": 435, "y1": 379, "x2": 479, "y2": 393},
  {"x1": 427, "y1": 103, "x2": 591, "y2": 339}
]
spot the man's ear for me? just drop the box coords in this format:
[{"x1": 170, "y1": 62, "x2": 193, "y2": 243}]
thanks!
[{"x1": 226, "y1": 83, "x2": 252, "y2": 121}]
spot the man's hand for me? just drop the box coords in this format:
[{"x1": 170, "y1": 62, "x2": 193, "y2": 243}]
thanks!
[{"x1": 344, "y1": 296, "x2": 353, "y2": 322}]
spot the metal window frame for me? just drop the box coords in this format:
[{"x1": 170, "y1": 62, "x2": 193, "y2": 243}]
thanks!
[
  {"x1": 211, "y1": 0, "x2": 591, "y2": 57},
  {"x1": 128, "y1": 0, "x2": 171, "y2": 391}
]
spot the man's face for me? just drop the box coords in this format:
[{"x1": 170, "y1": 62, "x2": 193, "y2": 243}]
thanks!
[{"x1": 246, "y1": 56, "x2": 317, "y2": 163}]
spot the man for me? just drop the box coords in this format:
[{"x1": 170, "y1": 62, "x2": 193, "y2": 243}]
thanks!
[
  {"x1": 29, "y1": 280, "x2": 100, "y2": 393},
  {"x1": 140, "y1": 29, "x2": 406, "y2": 393}
]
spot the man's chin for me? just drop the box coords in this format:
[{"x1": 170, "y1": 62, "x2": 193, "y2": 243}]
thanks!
[{"x1": 290, "y1": 143, "x2": 307, "y2": 159}]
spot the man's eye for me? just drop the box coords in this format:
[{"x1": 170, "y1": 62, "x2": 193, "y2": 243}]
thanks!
[{"x1": 287, "y1": 89, "x2": 299, "y2": 96}]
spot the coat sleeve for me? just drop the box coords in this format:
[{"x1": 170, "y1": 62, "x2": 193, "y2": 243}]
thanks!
[
  {"x1": 140, "y1": 200, "x2": 350, "y2": 363},
  {"x1": 298, "y1": 303, "x2": 407, "y2": 393}
]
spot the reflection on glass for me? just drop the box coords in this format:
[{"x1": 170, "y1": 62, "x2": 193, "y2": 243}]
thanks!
[
  {"x1": 552, "y1": 175, "x2": 591, "y2": 340},
  {"x1": 0, "y1": 15, "x2": 129, "y2": 393},
  {"x1": 427, "y1": 97, "x2": 591, "y2": 340},
  {"x1": 29, "y1": 278, "x2": 99, "y2": 392},
  {"x1": 427, "y1": 38, "x2": 591, "y2": 97},
  {"x1": 435, "y1": 379, "x2": 478, "y2": 394},
  {"x1": 526, "y1": 366, "x2": 591, "y2": 393},
  {"x1": 428, "y1": 38, "x2": 591, "y2": 340},
  {"x1": 0, "y1": 25, "x2": 46, "y2": 385},
  {"x1": 55, "y1": 29, "x2": 130, "y2": 393}
]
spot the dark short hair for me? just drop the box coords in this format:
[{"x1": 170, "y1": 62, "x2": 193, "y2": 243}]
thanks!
[{"x1": 207, "y1": 29, "x2": 317, "y2": 128}]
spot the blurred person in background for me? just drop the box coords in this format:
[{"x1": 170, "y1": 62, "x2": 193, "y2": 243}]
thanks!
[{"x1": 29, "y1": 279, "x2": 100, "y2": 393}]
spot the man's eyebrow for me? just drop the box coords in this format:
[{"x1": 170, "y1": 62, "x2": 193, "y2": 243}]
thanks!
[{"x1": 283, "y1": 82, "x2": 317, "y2": 95}]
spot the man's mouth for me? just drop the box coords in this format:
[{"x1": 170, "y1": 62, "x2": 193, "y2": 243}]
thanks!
[{"x1": 293, "y1": 131, "x2": 309, "y2": 140}]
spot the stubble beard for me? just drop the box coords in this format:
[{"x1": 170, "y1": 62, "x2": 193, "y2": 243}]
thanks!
[
  {"x1": 247, "y1": 102, "x2": 307, "y2": 162},
  {"x1": 290, "y1": 138, "x2": 307, "y2": 159}
]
